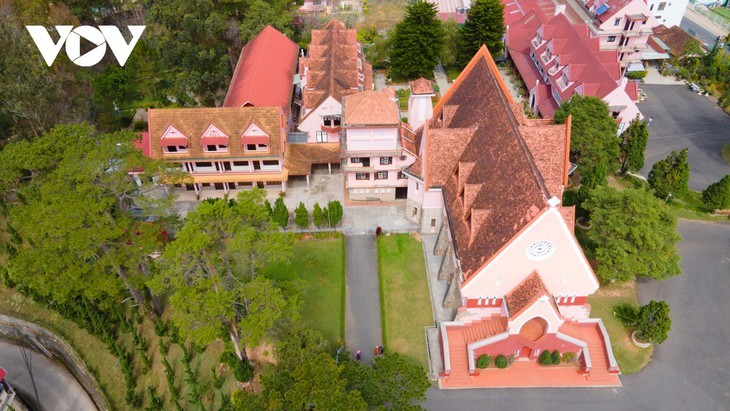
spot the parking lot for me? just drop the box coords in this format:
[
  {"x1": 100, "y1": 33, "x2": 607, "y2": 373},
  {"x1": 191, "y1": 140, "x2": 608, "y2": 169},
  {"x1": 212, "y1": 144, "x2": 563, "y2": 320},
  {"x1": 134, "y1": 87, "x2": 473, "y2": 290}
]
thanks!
[{"x1": 637, "y1": 84, "x2": 730, "y2": 191}]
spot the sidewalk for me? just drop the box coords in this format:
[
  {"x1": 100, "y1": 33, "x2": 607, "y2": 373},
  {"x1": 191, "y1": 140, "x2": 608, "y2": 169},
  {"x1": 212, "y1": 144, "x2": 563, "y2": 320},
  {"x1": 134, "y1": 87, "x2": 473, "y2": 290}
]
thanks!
[
  {"x1": 642, "y1": 67, "x2": 685, "y2": 85},
  {"x1": 684, "y1": 5, "x2": 729, "y2": 37},
  {"x1": 344, "y1": 235, "x2": 383, "y2": 363}
]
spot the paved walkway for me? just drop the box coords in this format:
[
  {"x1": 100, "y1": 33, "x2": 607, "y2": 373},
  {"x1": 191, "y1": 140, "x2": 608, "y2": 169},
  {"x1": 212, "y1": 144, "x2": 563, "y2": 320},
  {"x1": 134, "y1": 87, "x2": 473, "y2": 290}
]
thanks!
[
  {"x1": 344, "y1": 235, "x2": 383, "y2": 363},
  {"x1": 642, "y1": 67, "x2": 685, "y2": 85},
  {"x1": 434, "y1": 64, "x2": 451, "y2": 96}
]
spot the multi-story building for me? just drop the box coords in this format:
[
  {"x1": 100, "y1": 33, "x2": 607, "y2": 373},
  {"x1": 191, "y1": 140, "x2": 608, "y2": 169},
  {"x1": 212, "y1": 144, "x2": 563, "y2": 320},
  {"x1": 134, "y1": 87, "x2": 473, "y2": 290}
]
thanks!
[
  {"x1": 646, "y1": 0, "x2": 689, "y2": 27},
  {"x1": 142, "y1": 107, "x2": 288, "y2": 195},
  {"x1": 342, "y1": 90, "x2": 415, "y2": 202},
  {"x1": 506, "y1": 5, "x2": 644, "y2": 131},
  {"x1": 403, "y1": 46, "x2": 620, "y2": 388}
]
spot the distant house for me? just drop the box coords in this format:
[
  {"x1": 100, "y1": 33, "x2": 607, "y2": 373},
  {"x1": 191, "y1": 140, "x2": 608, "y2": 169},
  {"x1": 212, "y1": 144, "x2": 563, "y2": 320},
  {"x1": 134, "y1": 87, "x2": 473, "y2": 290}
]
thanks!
[
  {"x1": 0, "y1": 367, "x2": 15, "y2": 411},
  {"x1": 505, "y1": 3, "x2": 645, "y2": 132},
  {"x1": 652, "y1": 24, "x2": 702, "y2": 58},
  {"x1": 404, "y1": 47, "x2": 620, "y2": 388},
  {"x1": 342, "y1": 90, "x2": 415, "y2": 202}
]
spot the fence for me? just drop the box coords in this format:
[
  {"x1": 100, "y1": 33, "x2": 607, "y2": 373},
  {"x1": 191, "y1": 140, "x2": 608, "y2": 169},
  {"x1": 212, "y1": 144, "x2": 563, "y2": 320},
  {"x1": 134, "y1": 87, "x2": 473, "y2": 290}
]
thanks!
[{"x1": 689, "y1": 2, "x2": 730, "y2": 31}]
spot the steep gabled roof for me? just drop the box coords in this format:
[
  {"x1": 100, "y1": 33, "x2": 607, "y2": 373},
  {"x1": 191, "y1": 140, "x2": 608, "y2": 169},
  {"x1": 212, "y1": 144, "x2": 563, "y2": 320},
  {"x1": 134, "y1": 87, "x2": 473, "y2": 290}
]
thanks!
[
  {"x1": 223, "y1": 26, "x2": 299, "y2": 112},
  {"x1": 421, "y1": 46, "x2": 566, "y2": 278},
  {"x1": 505, "y1": 271, "x2": 548, "y2": 318},
  {"x1": 300, "y1": 20, "x2": 372, "y2": 119}
]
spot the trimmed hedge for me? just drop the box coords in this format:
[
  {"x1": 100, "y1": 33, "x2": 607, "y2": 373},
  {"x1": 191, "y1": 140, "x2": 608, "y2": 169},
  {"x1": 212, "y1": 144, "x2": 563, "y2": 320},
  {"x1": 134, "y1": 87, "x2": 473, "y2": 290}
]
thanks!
[
  {"x1": 495, "y1": 354, "x2": 508, "y2": 369},
  {"x1": 538, "y1": 350, "x2": 552, "y2": 365},
  {"x1": 476, "y1": 354, "x2": 490, "y2": 369},
  {"x1": 551, "y1": 350, "x2": 561, "y2": 365}
]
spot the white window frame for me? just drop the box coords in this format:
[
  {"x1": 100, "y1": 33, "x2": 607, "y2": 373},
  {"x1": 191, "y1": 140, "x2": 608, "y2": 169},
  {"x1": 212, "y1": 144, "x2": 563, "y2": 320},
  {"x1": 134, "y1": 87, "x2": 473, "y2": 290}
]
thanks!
[
  {"x1": 316, "y1": 131, "x2": 327, "y2": 142},
  {"x1": 163, "y1": 145, "x2": 188, "y2": 153},
  {"x1": 355, "y1": 172, "x2": 369, "y2": 180},
  {"x1": 203, "y1": 144, "x2": 228, "y2": 153},
  {"x1": 375, "y1": 171, "x2": 388, "y2": 180},
  {"x1": 380, "y1": 156, "x2": 392, "y2": 165}
]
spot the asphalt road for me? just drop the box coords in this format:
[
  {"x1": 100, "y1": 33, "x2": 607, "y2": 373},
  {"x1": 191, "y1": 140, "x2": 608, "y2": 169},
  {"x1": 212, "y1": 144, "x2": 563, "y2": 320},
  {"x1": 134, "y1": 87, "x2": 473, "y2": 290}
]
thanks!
[
  {"x1": 637, "y1": 84, "x2": 730, "y2": 191},
  {"x1": 680, "y1": 15, "x2": 719, "y2": 45},
  {"x1": 0, "y1": 338, "x2": 97, "y2": 410},
  {"x1": 425, "y1": 220, "x2": 730, "y2": 410},
  {"x1": 344, "y1": 235, "x2": 383, "y2": 363}
]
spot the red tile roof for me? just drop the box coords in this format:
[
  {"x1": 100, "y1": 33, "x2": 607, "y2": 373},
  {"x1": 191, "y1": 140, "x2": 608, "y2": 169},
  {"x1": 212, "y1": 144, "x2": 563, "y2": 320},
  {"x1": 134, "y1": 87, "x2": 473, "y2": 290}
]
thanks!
[
  {"x1": 505, "y1": 271, "x2": 548, "y2": 318},
  {"x1": 300, "y1": 20, "x2": 372, "y2": 119},
  {"x1": 624, "y1": 80, "x2": 639, "y2": 101},
  {"x1": 410, "y1": 77, "x2": 435, "y2": 95},
  {"x1": 401, "y1": 123, "x2": 418, "y2": 157},
  {"x1": 223, "y1": 26, "x2": 299, "y2": 112},
  {"x1": 343, "y1": 90, "x2": 400, "y2": 126},
  {"x1": 415, "y1": 46, "x2": 570, "y2": 278},
  {"x1": 653, "y1": 25, "x2": 698, "y2": 57}
]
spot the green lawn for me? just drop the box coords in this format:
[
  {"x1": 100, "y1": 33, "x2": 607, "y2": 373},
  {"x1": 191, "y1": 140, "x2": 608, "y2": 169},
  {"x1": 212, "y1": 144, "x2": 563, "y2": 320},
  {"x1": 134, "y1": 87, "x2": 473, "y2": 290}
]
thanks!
[
  {"x1": 711, "y1": 7, "x2": 730, "y2": 20},
  {"x1": 722, "y1": 143, "x2": 730, "y2": 166},
  {"x1": 587, "y1": 281, "x2": 653, "y2": 375},
  {"x1": 378, "y1": 234, "x2": 434, "y2": 370},
  {"x1": 262, "y1": 238, "x2": 345, "y2": 344}
]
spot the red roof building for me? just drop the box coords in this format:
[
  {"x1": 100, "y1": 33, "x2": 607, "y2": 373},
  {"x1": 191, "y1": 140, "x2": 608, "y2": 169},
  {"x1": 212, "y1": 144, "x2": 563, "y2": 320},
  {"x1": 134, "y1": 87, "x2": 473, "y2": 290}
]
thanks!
[
  {"x1": 404, "y1": 47, "x2": 620, "y2": 388},
  {"x1": 223, "y1": 25, "x2": 299, "y2": 117}
]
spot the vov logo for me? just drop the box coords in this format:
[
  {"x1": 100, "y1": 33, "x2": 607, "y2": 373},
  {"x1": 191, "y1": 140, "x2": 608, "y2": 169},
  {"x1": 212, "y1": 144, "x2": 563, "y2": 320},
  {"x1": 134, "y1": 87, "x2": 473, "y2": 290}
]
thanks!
[{"x1": 26, "y1": 25, "x2": 146, "y2": 67}]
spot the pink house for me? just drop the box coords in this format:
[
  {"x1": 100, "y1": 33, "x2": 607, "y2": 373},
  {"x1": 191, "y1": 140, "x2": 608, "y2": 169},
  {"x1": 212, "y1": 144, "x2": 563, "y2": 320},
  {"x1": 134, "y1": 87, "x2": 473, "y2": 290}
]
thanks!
[
  {"x1": 404, "y1": 47, "x2": 620, "y2": 388},
  {"x1": 342, "y1": 90, "x2": 415, "y2": 202},
  {"x1": 506, "y1": 7, "x2": 644, "y2": 132}
]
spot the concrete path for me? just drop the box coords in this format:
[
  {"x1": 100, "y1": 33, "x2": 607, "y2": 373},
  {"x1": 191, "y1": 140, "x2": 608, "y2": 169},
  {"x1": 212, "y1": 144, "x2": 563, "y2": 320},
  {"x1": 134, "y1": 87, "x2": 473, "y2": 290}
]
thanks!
[
  {"x1": 0, "y1": 338, "x2": 97, "y2": 411},
  {"x1": 434, "y1": 64, "x2": 451, "y2": 95},
  {"x1": 642, "y1": 66, "x2": 685, "y2": 85},
  {"x1": 344, "y1": 235, "x2": 383, "y2": 363}
]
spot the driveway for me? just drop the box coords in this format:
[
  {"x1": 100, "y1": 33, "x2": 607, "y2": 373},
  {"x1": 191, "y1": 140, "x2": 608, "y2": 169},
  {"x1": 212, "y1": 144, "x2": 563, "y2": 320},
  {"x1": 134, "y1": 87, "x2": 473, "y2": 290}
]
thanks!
[
  {"x1": 425, "y1": 220, "x2": 730, "y2": 410},
  {"x1": 0, "y1": 338, "x2": 97, "y2": 410},
  {"x1": 344, "y1": 235, "x2": 383, "y2": 363},
  {"x1": 637, "y1": 84, "x2": 730, "y2": 191}
]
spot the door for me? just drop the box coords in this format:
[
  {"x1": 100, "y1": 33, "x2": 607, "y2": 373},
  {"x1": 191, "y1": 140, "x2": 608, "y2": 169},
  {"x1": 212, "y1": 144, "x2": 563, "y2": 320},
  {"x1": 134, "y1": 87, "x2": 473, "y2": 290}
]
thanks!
[{"x1": 519, "y1": 346, "x2": 531, "y2": 358}]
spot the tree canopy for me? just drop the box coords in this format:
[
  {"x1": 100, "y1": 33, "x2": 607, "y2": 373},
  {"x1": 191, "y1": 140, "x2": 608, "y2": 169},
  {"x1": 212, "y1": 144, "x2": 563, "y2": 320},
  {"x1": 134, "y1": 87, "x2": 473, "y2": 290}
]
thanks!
[
  {"x1": 648, "y1": 148, "x2": 690, "y2": 201},
  {"x1": 149, "y1": 190, "x2": 295, "y2": 359},
  {"x1": 457, "y1": 0, "x2": 505, "y2": 65},
  {"x1": 618, "y1": 116, "x2": 649, "y2": 174},
  {"x1": 701, "y1": 174, "x2": 730, "y2": 210},
  {"x1": 0, "y1": 124, "x2": 178, "y2": 310},
  {"x1": 554, "y1": 95, "x2": 620, "y2": 176},
  {"x1": 636, "y1": 300, "x2": 671, "y2": 344},
  {"x1": 389, "y1": 0, "x2": 445, "y2": 79},
  {"x1": 583, "y1": 186, "x2": 682, "y2": 282}
]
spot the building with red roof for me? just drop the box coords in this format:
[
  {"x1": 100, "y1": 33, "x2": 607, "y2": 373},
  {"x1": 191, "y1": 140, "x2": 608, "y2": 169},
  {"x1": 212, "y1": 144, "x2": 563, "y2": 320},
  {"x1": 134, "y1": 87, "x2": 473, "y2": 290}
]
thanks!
[
  {"x1": 404, "y1": 47, "x2": 620, "y2": 388},
  {"x1": 505, "y1": 3, "x2": 645, "y2": 131},
  {"x1": 223, "y1": 25, "x2": 299, "y2": 121}
]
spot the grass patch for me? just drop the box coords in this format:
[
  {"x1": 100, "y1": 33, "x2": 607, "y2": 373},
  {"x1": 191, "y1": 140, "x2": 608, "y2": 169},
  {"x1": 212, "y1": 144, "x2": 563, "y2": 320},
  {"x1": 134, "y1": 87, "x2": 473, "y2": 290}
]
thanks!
[
  {"x1": 722, "y1": 143, "x2": 730, "y2": 166},
  {"x1": 396, "y1": 89, "x2": 411, "y2": 111},
  {"x1": 445, "y1": 66, "x2": 462, "y2": 82},
  {"x1": 711, "y1": 7, "x2": 730, "y2": 20},
  {"x1": 587, "y1": 280, "x2": 653, "y2": 375},
  {"x1": 262, "y1": 238, "x2": 346, "y2": 344},
  {"x1": 378, "y1": 234, "x2": 434, "y2": 370}
]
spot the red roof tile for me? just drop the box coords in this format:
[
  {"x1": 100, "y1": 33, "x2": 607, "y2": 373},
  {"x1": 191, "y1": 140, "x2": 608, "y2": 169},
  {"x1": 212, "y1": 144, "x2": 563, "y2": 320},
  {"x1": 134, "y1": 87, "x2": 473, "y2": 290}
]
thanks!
[
  {"x1": 223, "y1": 26, "x2": 299, "y2": 112},
  {"x1": 624, "y1": 80, "x2": 639, "y2": 101},
  {"x1": 300, "y1": 20, "x2": 372, "y2": 119},
  {"x1": 505, "y1": 271, "x2": 549, "y2": 318},
  {"x1": 343, "y1": 90, "x2": 400, "y2": 126},
  {"x1": 410, "y1": 77, "x2": 435, "y2": 95},
  {"x1": 419, "y1": 46, "x2": 563, "y2": 278}
]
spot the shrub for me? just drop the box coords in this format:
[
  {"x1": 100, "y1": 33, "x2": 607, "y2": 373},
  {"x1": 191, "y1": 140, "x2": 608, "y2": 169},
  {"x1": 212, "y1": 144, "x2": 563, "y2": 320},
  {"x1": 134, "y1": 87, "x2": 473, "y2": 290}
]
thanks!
[
  {"x1": 551, "y1": 350, "x2": 561, "y2": 365},
  {"x1": 614, "y1": 303, "x2": 639, "y2": 327},
  {"x1": 476, "y1": 354, "x2": 490, "y2": 369},
  {"x1": 326, "y1": 200, "x2": 343, "y2": 227},
  {"x1": 626, "y1": 71, "x2": 647, "y2": 80},
  {"x1": 153, "y1": 320, "x2": 168, "y2": 337},
  {"x1": 220, "y1": 351, "x2": 254, "y2": 382},
  {"x1": 636, "y1": 300, "x2": 671, "y2": 344},
  {"x1": 273, "y1": 198, "x2": 289, "y2": 228},
  {"x1": 538, "y1": 350, "x2": 553, "y2": 365},
  {"x1": 495, "y1": 354, "x2": 508, "y2": 369},
  {"x1": 562, "y1": 352, "x2": 576, "y2": 363},
  {"x1": 294, "y1": 202, "x2": 309, "y2": 229},
  {"x1": 312, "y1": 203, "x2": 324, "y2": 228},
  {"x1": 133, "y1": 119, "x2": 148, "y2": 131}
]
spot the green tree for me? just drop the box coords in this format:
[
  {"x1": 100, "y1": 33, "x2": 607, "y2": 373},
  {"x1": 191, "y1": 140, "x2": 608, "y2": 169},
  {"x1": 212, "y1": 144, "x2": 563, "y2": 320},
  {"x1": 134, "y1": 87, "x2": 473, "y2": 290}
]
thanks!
[
  {"x1": 457, "y1": 0, "x2": 505, "y2": 66},
  {"x1": 345, "y1": 353, "x2": 430, "y2": 408},
  {"x1": 618, "y1": 116, "x2": 649, "y2": 174},
  {"x1": 264, "y1": 199, "x2": 273, "y2": 216},
  {"x1": 551, "y1": 350, "x2": 561, "y2": 365},
  {"x1": 441, "y1": 19, "x2": 461, "y2": 68},
  {"x1": 294, "y1": 202, "x2": 309, "y2": 229},
  {"x1": 701, "y1": 175, "x2": 730, "y2": 210},
  {"x1": 554, "y1": 95, "x2": 620, "y2": 176},
  {"x1": 0, "y1": 124, "x2": 179, "y2": 312},
  {"x1": 149, "y1": 191, "x2": 294, "y2": 360},
  {"x1": 577, "y1": 159, "x2": 608, "y2": 204},
  {"x1": 636, "y1": 300, "x2": 671, "y2": 344},
  {"x1": 648, "y1": 148, "x2": 690, "y2": 202},
  {"x1": 239, "y1": 0, "x2": 295, "y2": 44},
  {"x1": 389, "y1": 0, "x2": 445, "y2": 79},
  {"x1": 583, "y1": 186, "x2": 682, "y2": 282},
  {"x1": 326, "y1": 200, "x2": 344, "y2": 227},
  {"x1": 538, "y1": 350, "x2": 552, "y2": 365},
  {"x1": 273, "y1": 197, "x2": 290, "y2": 228},
  {"x1": 312, "y1": 202, "x2": 324, "y2": 228}
]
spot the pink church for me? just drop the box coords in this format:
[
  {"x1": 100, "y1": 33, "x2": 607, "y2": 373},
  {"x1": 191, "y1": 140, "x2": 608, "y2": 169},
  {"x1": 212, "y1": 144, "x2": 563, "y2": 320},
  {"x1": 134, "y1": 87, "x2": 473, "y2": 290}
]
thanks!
[{"x1": 404, "y1": 47, "x2": 621, "y2": 388}]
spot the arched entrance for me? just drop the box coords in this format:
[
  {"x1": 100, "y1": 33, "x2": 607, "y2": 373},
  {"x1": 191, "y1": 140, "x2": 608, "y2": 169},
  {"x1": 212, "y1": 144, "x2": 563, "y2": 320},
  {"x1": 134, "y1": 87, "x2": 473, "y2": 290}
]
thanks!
[{"x1": 519, "y1": 317, "x2": 548, "y2": 342}]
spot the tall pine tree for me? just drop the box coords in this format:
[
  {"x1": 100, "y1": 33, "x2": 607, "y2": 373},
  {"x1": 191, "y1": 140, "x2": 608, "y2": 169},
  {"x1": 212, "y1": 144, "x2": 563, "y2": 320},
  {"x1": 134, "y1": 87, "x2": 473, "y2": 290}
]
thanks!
[
  {"x1": 618, "y1": 116, "x2": 649, "y2": 174},
  {"x1": 389, "y1": 1, "x2": 445, "y2": 79},
  {"x1": 457, "y1": 0, "x2": 505, "y2": 66}
]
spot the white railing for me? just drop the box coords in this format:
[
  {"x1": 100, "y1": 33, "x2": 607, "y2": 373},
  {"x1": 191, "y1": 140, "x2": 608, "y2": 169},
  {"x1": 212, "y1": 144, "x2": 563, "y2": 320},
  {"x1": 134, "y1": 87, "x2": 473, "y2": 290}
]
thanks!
[{"x1": 689, "y1": 2, "x2": 730, "y2": 30}]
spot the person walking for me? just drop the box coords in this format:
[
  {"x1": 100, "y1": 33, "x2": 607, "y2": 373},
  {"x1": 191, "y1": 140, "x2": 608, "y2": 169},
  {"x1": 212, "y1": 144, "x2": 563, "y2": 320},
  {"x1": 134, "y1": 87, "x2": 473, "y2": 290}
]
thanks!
[
  {"x1": 374, "y1": 345, "x2": 380, "y2": 356},
  {"x1": 378, "y1": 345, "x2": 384, "y2": 356},
  {"x1": 647, "y1": 116, "x2": 653, "y2": 126},
  {"x1": 356, "y1": 350, "x2": 362, "y2": 361}
]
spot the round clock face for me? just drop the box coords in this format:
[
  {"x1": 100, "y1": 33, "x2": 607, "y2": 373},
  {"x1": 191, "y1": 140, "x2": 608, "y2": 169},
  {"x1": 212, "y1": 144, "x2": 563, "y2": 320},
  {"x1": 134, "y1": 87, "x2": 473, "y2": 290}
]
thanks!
[{"x1": 526, "y1": 240, "x2": 556, "y2": 260}]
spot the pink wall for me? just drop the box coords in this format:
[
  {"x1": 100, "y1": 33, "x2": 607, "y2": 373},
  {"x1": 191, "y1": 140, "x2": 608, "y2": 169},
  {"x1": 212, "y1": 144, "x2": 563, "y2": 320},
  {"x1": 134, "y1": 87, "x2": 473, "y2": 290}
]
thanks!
[{"x1": 297, "y1": 95, "x2": 342, "y2": 143}]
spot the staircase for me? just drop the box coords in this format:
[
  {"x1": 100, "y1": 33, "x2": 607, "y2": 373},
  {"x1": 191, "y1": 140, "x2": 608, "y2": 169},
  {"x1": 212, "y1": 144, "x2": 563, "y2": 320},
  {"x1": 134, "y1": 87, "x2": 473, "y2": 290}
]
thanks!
[{"x1": 463, "y1": 317, "x2": 508, "y2": 344}]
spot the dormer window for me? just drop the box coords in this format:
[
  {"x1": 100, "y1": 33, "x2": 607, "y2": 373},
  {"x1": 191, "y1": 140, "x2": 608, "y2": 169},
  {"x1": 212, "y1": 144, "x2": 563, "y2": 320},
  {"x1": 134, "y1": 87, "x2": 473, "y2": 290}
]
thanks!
[
  {"x1": 323, "y1": 116, "x2": 341, "y2": 127},
  {"x1": 245, "y1": 144, "x2": 269, "y2": 151},
  {"x1": 163, "y1": 145, "x2": 188, "y2": 153},
  {"x1": 241, "y1": 122, "x2": 270, "y2": 151},
  {"x1": 204, "y1": 144, "x2": 228, "y2": 153}
]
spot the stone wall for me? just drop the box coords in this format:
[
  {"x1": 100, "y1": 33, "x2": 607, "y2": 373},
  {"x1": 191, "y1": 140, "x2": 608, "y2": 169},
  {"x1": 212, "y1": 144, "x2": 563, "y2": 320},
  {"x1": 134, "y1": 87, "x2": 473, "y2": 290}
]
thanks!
[{"x1": 0, "y1": 315, "x2": 108, "y2": 411}]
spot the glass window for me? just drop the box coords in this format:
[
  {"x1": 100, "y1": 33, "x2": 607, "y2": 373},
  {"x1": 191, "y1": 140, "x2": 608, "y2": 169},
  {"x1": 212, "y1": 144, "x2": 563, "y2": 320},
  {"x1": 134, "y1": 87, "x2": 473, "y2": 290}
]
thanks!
[
  {"x1": 375, "y1": 171, "x2": 388, "y2": 180},
  {"x1": 614, "y1": 18, "x2": 621, "y2": 26},
  {"x1": 398, "y1": 171, "x2": 408, "y2": 179},
  {"x1": 246, "y1": 144, "x2": 257, "y2": 151},
  {"x1": 232, "y1": 161, "x2": 249, "y2": 167},
  {"x1": 351, "y1": 157, "x2": 362, "y2": 163},
  {"x1": 257, "y1": 144, "x2": 268, "y2": 150},
  {"x1": 608, "y1": 35, "x2": 616, "y2": 42},
  {"x1": 195, "y1": 162, "x2": 212, "y2": 168},
  {"x1": 380, "y1": 157, "x2": 392, "y2": 165},
  {"x1": 316, "y1": 131, "x2": 327, "y2": 142},
  {"x1": 262, "y1": 160, "x2": 279, "y2": 166},
  {"x1": 658, "y1": 2, "x2": 666, "y2": 10},
  {"x1": 355, "y1": 173, "x2": 369, "y2": 180}
]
